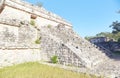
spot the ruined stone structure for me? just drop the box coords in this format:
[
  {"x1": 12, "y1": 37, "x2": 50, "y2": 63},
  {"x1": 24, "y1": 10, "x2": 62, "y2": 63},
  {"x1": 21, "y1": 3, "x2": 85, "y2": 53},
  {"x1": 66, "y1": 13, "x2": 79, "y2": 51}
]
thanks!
[
  {"x1": 0, "y1": 0, "x2": 120, "y2": 77},
  {"x1": 0, "y1": 0, "x2": 71, "y2": 67},
  {"x1": 0, "y1": 0, "x2": 107, "y2": 68},
  {"x1": 89, "y1": 37, "x2": 109, "y2": 44}
]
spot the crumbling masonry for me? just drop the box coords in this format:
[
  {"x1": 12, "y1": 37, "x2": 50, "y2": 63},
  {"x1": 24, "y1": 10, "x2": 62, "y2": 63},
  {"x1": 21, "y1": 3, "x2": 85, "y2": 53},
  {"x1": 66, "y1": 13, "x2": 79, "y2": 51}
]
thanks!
[{"x1": 0, "y1": 0, "x2": 120, "y2": 77}]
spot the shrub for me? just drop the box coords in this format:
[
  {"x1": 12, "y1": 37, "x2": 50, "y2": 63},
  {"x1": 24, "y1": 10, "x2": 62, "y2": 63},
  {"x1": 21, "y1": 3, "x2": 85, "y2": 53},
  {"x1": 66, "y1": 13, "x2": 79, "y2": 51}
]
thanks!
[
  {"x1": 36, "y1": 2, "x2": 43, "y2": 7},
  {"x1": 35, "y1": 39, "x2": 40, "y2": 44},
  {"x1": 51, "y1": 55, "x2": 58, "y2": 64},
  {"x1": 30, "y1": 20, "x2": 35, "y2": 26},
  {"x1": 20, "y1": 21, "x2": 24, "y2": 25},
  {"x1": 118, "y1": 38, "x2": 120, "y2": 42},
  {"x1": 47, "y1": 24, "x2": 51, "y2": 28}
]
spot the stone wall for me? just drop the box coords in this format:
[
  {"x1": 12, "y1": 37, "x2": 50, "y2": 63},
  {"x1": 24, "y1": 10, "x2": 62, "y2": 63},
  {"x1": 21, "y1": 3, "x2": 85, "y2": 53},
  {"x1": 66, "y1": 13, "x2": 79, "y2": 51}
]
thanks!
[
  {"x1": 0, "y1": 24, "x2": 18, "y2": 47},
  {"x1": 0, "y1": 19, "x2": 39, "y2": 47},
  {"x1": 0, "y1": 18, "x2": 108, "y2": 68},
  {"x1": 0, "y1": 19, "x2": 41, "y2": 67},
  {"x1": 0, "y1": 18, "x2": 109, "y2": 69},
  {"x1": 0, "y1": 49, "x2": 41, "y2": 67},
  {"x1": 0, "y1": 0, "x2": 109, "y2": 69},
  {"x1": 0, "y1": 0, "x2": 72, "y2": 27},
  {"x1": 39, "y1": 26, "x2": 108, "y2": 68},
  {"x1": 40, "y1": 31, "x2": 85, "y2": 67}
]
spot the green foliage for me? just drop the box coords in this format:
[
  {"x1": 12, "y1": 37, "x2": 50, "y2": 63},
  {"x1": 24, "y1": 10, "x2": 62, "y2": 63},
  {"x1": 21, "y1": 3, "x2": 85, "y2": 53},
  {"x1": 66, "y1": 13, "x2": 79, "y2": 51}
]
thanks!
[
  {"x1": 35, "y1": 39, "x2": 41, "y2": 44},
  {"x1": 85, "y1": 32, "x2": 120, "y2": 42},
  {"x1": 51, "y1": 55, "x2": 58, "y2": 64},
  {"x1": 30, "y1": 20, "x2": 35, "y2": 26},
  {"x1": 110, "y1": 21, "x2": 120, "y2": 33},
  {"x1": 85, "y1": 12, "x2": 120, "y2": 42},
  {"x1": 20, "y1": 21, "x2": 24, "y2": 25},
  {"x1": 47, "y1": 24, "x2": 52, "y2": 28},
  {"x1": 84, "y1": 36, "x2": 94, "y2": 40},
  {"x1": 0, "y1": 62, "x2": 101, "y2": 78},
  {"x1": 109, "y1": 12, "x2": 120, "y2": 41},
  {"x1": 36, "y1": 2, "x2": 43, "y2": 7},
  {"x1": 96, "y1": 32, "x2": 111, "y2": 37},
  {"x1": 118, "y1": 38, "x2": 120, "y2": 42}
]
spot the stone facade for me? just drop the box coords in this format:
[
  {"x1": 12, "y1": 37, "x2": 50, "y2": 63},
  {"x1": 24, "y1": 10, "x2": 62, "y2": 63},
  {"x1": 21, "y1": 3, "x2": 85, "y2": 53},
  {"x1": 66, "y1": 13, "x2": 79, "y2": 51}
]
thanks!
[
  {"x1": 0, "y1": 0, "x2": 120, "y2": 77},
  {"x1": 0, "y1": 19, "x2": 41, "y2": 67},
  {"x1": 0, "y1": 0, "x2": 72, "y2": 27},
  {"x1": 39, "y1": 26, "x2": 108, "y2": 68},
  {"x1": 0, "y1": 49, "x2": 41, "y2": 67},
  {"x1": 89, "y1": 37, "x2": 109, "y2": 44},
  {"x1": 0, "y1": 0, "x2": 108, "y2": 68}
]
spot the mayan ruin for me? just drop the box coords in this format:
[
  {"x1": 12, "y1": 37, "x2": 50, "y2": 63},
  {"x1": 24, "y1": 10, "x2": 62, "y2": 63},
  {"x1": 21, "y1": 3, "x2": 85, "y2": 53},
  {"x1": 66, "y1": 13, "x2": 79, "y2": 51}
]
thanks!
[{"x1": 0, "y1": 0, "x2": 120, "y2": 78}]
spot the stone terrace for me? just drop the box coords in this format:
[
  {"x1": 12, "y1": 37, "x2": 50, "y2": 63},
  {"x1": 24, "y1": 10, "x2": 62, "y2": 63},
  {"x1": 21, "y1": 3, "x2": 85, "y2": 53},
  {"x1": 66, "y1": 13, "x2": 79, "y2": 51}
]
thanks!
[
  {"x1": 38, "y1": 25, "x2": 109, "y2": 68},
  {"x1": 39, "y1": 25, "x2": 120, "y2": 78},
  {"x1": 0, "y1": 17, "x2": 120, "y2": 77}
]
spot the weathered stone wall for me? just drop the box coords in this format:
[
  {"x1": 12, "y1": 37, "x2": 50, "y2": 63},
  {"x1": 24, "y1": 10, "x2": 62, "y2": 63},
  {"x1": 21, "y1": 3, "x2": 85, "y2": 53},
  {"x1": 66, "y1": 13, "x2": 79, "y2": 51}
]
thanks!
[
  {"x1": 0, "y1": 0, "x2": 108, "y2": 69},
  {"x1": 0, "y1": 6, "x2": 58, "y2": 27},
  {"x1": 0, "y1": 19, "x2": 38, "y2": 47},
  {"x1": 0, "y1": 6, "x2": 30, "y2": 21},
  {"x1": 0, "y1": 19, "x2": 41, "y2": 67},
  {"x1": 0, "y1": 18, "x2": 108, "y2": 68},
  {"x1": 39, "y1": 26, "x2": 108, "y2": 68},
  {"x1": 0, "y1": 0, "x2": 72, "y2": 28},
  {"x1": 0, "y1": 49, "x2": 41, "y2": 67},
  {"x1": 36, "y1": 17, "x2": 58, "y2": 27},
  {"x1": 40, "y1": 31, "x2": 85, "y2": 67},
  {"x1": 0, "y1": 24, "x2": 18, "y2": 47}
]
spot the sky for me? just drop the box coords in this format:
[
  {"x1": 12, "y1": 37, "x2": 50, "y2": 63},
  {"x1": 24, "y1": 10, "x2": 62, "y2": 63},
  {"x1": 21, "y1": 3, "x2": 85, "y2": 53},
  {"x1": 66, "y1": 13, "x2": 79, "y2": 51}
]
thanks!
[{"x1": 26, "y1": 0, "x2": 120, "y2": 37}]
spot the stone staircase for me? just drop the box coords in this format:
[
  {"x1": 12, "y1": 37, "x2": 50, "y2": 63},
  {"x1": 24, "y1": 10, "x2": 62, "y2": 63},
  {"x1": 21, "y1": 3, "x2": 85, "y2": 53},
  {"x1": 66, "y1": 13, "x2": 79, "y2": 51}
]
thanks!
[
  {"x1": 0, "y1": 18, "x2": 120, "y2": 77},
  {"x1": 14, "y1": 22, "x2": 120, "y2": 77},
  {"x1": 0, "y1": 17, "x2": 109, "y2": 68},
  {"x1": 37, "y1": 25, "x2": 108, "y2": 68}
]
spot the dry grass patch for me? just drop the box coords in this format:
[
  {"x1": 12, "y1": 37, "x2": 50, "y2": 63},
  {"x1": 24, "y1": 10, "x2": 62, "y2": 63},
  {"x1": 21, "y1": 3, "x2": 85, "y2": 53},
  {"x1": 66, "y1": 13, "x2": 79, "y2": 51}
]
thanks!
[{"x1": 0, "y1": 62, "x2": 102, "y2": 78}]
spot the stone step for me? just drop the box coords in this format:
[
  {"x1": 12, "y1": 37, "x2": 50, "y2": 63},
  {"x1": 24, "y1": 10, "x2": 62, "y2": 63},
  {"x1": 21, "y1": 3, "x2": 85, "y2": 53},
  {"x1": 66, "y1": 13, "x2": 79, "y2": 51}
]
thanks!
[{"x1": 40, "y1": 26, "x2": 108, "y2": 68}]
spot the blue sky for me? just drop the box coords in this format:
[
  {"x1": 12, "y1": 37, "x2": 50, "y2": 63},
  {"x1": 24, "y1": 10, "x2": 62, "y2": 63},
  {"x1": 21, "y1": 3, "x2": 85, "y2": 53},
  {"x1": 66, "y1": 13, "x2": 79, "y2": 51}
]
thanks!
[{"x1": 26, "y1": 0, "x2": 120, "y2": 37}]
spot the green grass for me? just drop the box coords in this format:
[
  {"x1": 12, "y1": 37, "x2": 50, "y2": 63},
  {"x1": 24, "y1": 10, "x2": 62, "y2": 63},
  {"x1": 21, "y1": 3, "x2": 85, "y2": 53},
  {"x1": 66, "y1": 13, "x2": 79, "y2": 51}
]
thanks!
[{"x1": 0, "y1": 62, "x2": 102, "y2": 78}]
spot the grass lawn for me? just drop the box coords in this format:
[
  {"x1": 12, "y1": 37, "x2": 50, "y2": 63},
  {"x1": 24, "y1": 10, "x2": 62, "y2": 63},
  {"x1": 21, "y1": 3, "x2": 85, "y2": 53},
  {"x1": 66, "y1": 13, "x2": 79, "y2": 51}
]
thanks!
[{"x1": 0, "y1": 62, "x2": 102, "y2": 78}]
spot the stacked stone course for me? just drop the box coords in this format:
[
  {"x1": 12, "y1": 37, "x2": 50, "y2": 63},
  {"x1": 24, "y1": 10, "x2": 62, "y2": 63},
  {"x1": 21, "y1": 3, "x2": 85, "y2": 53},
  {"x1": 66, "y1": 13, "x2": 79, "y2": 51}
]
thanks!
[
  {"x1": 0, "y1": 0, "x2": 120, "y2": 77},
  {"x1": 0, "y1": 17, "x2": 108, "y2": 68},
  {"x1": 0, "y1": 19, "x2": 41, "y2": 67},
  {"x1": 39, "y1": 25, "x2": 109, "y2": 68}
]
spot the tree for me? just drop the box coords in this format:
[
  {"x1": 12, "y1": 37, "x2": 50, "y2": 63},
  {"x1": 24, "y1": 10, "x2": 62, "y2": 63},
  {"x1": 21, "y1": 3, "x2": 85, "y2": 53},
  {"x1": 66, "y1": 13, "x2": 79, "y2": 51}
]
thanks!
[
  {"x1": 85, "y1": 12, "x2": 120, "y2": 42},
  {"x1": 96, "y1": 32, "x2": 110, "y2": 37},
  {"x1": 24, "y1": 0, "x2": 43, "y2": 7},
  {"x1": 110, "y1": 21, "x2": 120, "y2": 33},
  {"x1": 35, "y1": 0, "x2": 43, "y2": 7},
  {"x1": 36, "y1": 2, "x2": 43, "y2": 7},
  {"x1": 85, "y1": 32, "x2": 120, "y2": 41},
  {"x1": 85, "y1": 36, "x2": 94, "y2": 40}
]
